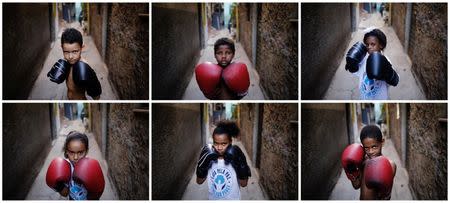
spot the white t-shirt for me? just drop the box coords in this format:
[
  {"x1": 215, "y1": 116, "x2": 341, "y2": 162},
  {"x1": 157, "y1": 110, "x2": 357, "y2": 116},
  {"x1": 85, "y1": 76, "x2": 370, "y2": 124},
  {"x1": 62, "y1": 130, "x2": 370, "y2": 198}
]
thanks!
[
  {"x1": 67, "y1": 159, "x2": 88, "y2": 200},
  {"x1": 208, "y1": 159, "x2": 241, "y2": 200},
  {"x1": 355, "y1": 54, "x2": 389, "y2": 100}
]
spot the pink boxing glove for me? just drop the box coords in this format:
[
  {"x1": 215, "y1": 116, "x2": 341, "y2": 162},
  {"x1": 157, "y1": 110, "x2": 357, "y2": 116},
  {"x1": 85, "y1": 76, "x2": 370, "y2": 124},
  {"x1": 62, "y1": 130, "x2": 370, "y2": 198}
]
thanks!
[
  {"x1": 73, "y1": 157, "x2": 105, "y2": 200},
  {"x1": 341, "y1": 143, "x2": 364, "y2": 181},
  {"x1": 195, "y1": 62, "x2": 223, "y2": 99},
  {"x1": 222, "y1": 62, "x2": 250, "y2": 96},
  {"x1": 364, "y1": 156, "x2": 394, "y2": 198}
]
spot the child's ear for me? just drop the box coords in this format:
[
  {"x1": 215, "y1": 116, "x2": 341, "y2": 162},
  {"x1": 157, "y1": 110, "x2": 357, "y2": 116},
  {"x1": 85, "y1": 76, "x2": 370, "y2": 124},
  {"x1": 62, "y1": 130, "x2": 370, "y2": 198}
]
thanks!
[{"x1": 381, "y1": 138, "x2": 385, "y2": 146}]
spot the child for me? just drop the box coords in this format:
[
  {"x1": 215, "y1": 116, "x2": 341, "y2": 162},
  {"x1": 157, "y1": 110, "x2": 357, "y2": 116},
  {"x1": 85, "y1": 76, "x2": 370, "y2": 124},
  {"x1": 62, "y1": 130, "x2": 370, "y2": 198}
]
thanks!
[
  {"x1": 195, "y1": 38, "x2": 250, "y2": 100},
  {"x1": 196, "y1": 121, "x2": 251, "y2": 200},
  {"x1": 345, "y1": 28, "x2": 399, "y2": 100},
  {"x1": 341, "y1": 125, "x2": 397, "y2": 200},
  {"x1": 46, "y1": 131, "x2": 105, "y2": 200},
  {"x1": 47, "y1": 28, "x2": 102, "y2": 100}
]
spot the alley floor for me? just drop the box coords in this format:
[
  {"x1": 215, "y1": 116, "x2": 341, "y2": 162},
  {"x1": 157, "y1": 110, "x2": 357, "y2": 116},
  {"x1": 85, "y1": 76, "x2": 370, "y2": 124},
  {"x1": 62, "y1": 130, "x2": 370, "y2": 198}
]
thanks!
[
  {"x1": 329, "y1": 139, "x2": 413, "y2": 200},
  {"x1": 324, "y1": 13, "x2": 425, "y2": 100},
  {"x1": 25, "y1": 119, "x2": 118, "y2": 200},
  {"x1": 28, "y1": 23, "x2": 117, "y2": 100},
  {"x1": 182, "y1": 29, "x2": 265, "y2": 100},
  {"x1": 181, "y1": 141, "x2": 267, "y2": 200}
]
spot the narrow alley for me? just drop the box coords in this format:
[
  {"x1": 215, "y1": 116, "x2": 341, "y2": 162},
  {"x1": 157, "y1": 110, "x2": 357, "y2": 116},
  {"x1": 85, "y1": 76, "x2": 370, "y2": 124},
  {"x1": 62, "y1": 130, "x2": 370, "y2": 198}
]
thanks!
[
  {"x1": 324, "y1": 12, "x2": 425, "y2": 99},
  {"x1": 28, "y1": 23, "x2": 117, "y2": 100},
  {"x1": 302, "y1": 3, "x2": 447, "y2": 100},
  {"x1": 152, "y1": 103, "x2": 298, "y2": 200},
  {"x1": 182, "y1": 29, "x2": 265, "y2": 100},
  {"x1": 25, "y1": 119, "x2": 117, "y2": 200},
  {"x1": 3, "y1": 103, "x2": 149, "y2": 200},
  {"x1": 302, "y1": 103, "x2": 447, "y2": 200}
]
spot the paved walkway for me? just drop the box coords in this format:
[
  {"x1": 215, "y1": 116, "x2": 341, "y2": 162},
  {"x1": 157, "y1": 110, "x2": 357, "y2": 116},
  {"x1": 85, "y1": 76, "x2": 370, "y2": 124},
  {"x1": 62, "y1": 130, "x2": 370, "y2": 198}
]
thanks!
[
  {"x1": 25, "y1": 119, "x2": 118, "y2": 200},
  {"x1": 181, "y1": 141, "x2": 267, "y2": 200},
  {"x1": 182, "y1": 29, "x2": 265, "y2": 100},
  {"x1": 329, "y1": 139, "x2": 413, "y2": 200},
  {"x1": 324, "y1": 13, "x2": 425, "y2": 100},
  {"x1": 28, "y1": 23, "x2": 117, "y2": 100}
]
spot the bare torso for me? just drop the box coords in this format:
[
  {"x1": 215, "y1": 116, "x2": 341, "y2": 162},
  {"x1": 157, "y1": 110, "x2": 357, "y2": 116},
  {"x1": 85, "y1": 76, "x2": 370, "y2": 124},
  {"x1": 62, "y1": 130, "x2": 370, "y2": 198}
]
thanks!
[{"x1": 66, "y1": 64, "x2": 87, "y2": 100}]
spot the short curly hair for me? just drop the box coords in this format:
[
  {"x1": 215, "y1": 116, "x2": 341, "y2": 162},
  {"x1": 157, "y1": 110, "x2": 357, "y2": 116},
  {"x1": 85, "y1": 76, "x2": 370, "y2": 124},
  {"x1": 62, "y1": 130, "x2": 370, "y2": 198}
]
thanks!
[
  {"x1": 364, "y1": 29, "x2": 387, "y2": 50},
  {"x1": 61, "y1": 28, "x2": 83, "y2": 46},
  {"x1": 214, "y1": 38, "x2": 235, "y2": 54}
]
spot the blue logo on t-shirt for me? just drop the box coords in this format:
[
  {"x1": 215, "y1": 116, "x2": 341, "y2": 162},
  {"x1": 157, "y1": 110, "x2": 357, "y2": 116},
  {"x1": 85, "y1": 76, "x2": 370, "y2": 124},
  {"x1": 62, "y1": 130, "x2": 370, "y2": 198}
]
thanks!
[
  {"x1": 211, "y1": 168, "x2": 233, "y2": 198},
  {"x1": 361, "y1": 74, "x2": 380, "y2": 99}
]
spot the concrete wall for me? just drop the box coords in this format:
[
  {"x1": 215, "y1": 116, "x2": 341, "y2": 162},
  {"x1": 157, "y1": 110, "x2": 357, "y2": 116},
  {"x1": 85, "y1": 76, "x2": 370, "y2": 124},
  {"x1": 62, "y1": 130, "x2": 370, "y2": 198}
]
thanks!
[
  {"x1": 152, "y1": 4, "x2": 201, "y2": 99},
  {"x1": 391, "y1": 3, "x2": 407, "y2": 47},
  {"x1": 408, "y1": 4, "x2": 447, "y2": 99},
  {"x1": 3, "y1": 104, "x2": 52, "y2": 199},
  {"x1": 301, "y1": 104, "x2": 348, "y2": 199},
  {"x1": 301, "y1": 4, "x2": 352, "y2": 99},
  {"x1": 387, "y1": 104, "x2": 403, "y2": 157},
  {"x1": 259, "y1": 104, "x2": 298, "y2": 200},
  {"x1": 256, "y1": 3, "x2": 298, "y2": 100},
  {"x1": 407, "y1": 103, "x2": 447, "y2": 200},
  {"x1": 3, "y1": 4, "x2": 52, "y2": 99},
  {"x1": 152, "y1": 104, "x2": 202, "y2": 199},
  {"x1": 239, "y1": 103, "x2": 256, "y2": 160},
  {"x1": 105, "y1": 104, "x2": 149, "y2": 200},
  {"x1": 89, "y1": 4, "x2": 104, "y2": 55},
  {"x1": 90, "y1": 104, "x2": 103, "y2": 147},
  {"x1": 238, "y1": 4, "x2": 254, "y2": 61}
]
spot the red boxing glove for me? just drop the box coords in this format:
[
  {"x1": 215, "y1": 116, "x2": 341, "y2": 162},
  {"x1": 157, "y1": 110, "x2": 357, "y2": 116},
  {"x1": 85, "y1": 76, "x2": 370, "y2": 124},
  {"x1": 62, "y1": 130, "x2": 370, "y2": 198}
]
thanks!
[
  {"x1": 195, "y1": 62, "x2": 223, "y2": 99},
  {"x1": 222, "y1": 62, "x2": 250, "y2": 96},
  {"x1": 73, "y1": 157, "x2": 105, "y2": 200},
  {"x1": 341, "y1": 143, "x2": 364, "y2": 181},
  {"x1": 364, "y1": 156, "x2": 394, "y2": 198},
  {"x1": 46, "y1": 157, "x2": 71, "y2": 192}
]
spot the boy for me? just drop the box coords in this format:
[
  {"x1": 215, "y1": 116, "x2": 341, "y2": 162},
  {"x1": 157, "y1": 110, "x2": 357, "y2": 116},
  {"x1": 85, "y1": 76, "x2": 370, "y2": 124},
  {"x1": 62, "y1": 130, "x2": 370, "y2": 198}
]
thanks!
[
  {"x1": 196, "y1": 121, "x2": 251, "y2": 200},
  {"x1": 342, "y1": 125, "x2": 397, "y2": 200},
  {"x1": 345, "y1": 28, "x2": 399, "y2": 100},
  {"x1": 195, "y1": 38, "x2": 250, "y2": 100},
  {"x1": 47, "y1": 28, "x2": 102, "y2": 100}
]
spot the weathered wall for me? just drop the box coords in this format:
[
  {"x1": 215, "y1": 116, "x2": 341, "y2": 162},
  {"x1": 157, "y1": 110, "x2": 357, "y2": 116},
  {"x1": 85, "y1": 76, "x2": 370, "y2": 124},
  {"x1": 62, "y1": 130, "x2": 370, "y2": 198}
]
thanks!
[
  {"x1": 259, "y1": 104, "x2": 298, "y2": 200},
  {"x1": 408, "y1": 4, "x2": 447, "y2": 99},
  {"x1": 301, "y1": 104, "x2": 348, "y2": 199},
  {"x1": 256, "y1": 3, "x2": 298, "y2": 100},
  {"x1": 90, "y1": 104, "x2": 103, "y2": 147},
  {"x1": 301, "y1": 3, "x2": 352, "y2": 99},
  {"x1": 387, "y1": 104, "x2": 403, "y2": 157},
  {"x1": 89, "y1": 4, "x2": 104, "y2": 56},
  {"x1": 391, "y1": 3, "x2": 407, "y2": 47},
  {"x1": 106, "y1": 104, "x2": 149, "y2": 200},
  {"x1": 3, "y1": 4, "x2": 51, "y2": 99},
  {"x1": 152, "y1": 104, "x2": 202, "y2": 199},
  {"x1": 239, "y1": 103, "x2": 256, "y2": 160},
  {"x1": 105, "y1": 4, "x2": 149, "y2": 100},
  {"x1": 238, "y1": 4, "x2": 254, "y2": 61},
  {"x1": 407, "y1": 103, "x2": 447, "y2": 200},
  {"x1": 3, "y1": 104, "x2": 52, "y2": 199},
  {"x1": 152, "y1": 4, "x2": 201, "y2": 99}
]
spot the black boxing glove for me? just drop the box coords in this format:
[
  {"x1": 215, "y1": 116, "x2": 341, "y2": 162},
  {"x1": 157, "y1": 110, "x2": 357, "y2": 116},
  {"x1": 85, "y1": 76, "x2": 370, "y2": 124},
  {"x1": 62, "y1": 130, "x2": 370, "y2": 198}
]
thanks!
[
  {"x1": 345, "y1": 42, "x2": 367, "y2": 73},
  {"x1": 366, "y1": 52, "x2": 399, "y2": 86},
  {"x1": 224, "y1": 145, "x2": 251, "y2": 179},
  {"x1": 196, "y1": 144, "x2": 219, "y2": 178},
  {"x1": 47, "y1": 59, "x2": 70, "y2": 84},
  {"x1": 73, "y1": 61, "x2": 102, "y2": 97}
]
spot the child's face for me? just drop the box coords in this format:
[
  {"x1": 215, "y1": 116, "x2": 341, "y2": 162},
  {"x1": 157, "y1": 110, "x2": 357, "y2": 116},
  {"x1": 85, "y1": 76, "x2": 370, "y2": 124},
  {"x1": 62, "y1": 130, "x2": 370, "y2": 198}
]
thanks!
[
  {"x1": 362, "y1": 137, "x2": 384, "y2": 159},
  {"x1": 66, "y1": 140, "x2": 87, "y2": 163},
  {"x1": 215, "y1": 45, "x2": 234, "y2": 67},
  {"x1": 365, "y1": 36, "x2": 383, "y2": 54},
  {"x1": 213, "y1": 133, "x2": 231, "y2": 156},
  {"x1": 62, "y1": 43, "x2": 82, "y2": 65}
]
